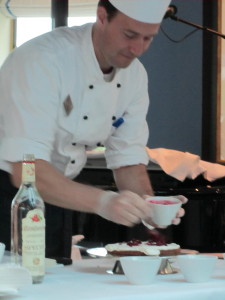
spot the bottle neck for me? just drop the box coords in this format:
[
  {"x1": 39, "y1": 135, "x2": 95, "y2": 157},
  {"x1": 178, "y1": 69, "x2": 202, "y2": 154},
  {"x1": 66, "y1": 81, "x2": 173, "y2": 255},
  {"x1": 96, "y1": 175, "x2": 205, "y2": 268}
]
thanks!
[{"x1": 22, "y1": 160, "x2": 36, "y2": 183}]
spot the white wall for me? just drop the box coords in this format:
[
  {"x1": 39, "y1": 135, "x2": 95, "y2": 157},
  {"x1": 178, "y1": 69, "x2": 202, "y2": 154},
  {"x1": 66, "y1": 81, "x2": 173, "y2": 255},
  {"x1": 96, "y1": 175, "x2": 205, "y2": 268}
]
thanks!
[
  {"x1": 142, "y1": 0, "x2": 203, "y2": 156},
  {"x1": 0, "y1": 14, "x2": 13, "y2": 66}
]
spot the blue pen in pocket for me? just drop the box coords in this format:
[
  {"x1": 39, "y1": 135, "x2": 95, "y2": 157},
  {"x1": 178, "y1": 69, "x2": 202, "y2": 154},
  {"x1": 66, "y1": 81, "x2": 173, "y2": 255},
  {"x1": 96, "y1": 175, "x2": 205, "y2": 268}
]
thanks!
[{"x1": 112, "y1": 117, "x2": 124, "y2": 128}]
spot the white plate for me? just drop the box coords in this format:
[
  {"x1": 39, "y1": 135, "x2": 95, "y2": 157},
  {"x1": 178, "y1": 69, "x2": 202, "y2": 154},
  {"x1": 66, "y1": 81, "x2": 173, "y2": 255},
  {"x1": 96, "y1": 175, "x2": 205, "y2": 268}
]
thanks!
[
  {"x1": 86, "y1": 247, "x2": 109, "y2": 258},
  {"x1": 0, "y1": 287, "x2": 18, "y2": 297}
]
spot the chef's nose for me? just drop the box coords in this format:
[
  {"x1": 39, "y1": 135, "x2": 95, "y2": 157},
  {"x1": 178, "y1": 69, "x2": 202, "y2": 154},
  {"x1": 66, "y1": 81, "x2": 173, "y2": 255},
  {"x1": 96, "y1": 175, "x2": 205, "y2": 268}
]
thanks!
[
  {"x1": 129, "y1": 39, "x2": 149, "y2": 57},
  {"x1": 130, "y1": 37, "x2": 153, "y2": 57}
]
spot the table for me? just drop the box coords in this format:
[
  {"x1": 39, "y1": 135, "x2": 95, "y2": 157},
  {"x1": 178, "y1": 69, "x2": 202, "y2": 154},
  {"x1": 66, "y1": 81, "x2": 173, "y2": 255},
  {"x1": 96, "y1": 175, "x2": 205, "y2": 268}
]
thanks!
[{"x1": 2, "y1": 257, "x2": 225, "y2": 300}]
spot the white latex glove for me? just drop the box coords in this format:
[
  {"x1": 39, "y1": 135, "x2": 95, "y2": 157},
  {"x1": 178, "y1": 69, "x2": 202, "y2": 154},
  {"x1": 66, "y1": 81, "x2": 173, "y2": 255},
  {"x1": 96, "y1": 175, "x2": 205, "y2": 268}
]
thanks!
[
  {"x1": 171, "y1": 195, "x2": 188, "y2": 225},
  {"x1": 96, "y1": 190, "x2": 152, "y2": 227}
]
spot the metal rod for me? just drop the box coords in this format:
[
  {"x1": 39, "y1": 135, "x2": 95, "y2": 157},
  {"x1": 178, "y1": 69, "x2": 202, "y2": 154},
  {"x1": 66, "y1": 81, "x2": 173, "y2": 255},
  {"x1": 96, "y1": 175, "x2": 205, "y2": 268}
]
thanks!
[
  {"x1": 170, "y1": 15, "x2": 225, "y2": 39},
  {"x1": 51, "y1": 0, "x2": 68, "y2": 29}
]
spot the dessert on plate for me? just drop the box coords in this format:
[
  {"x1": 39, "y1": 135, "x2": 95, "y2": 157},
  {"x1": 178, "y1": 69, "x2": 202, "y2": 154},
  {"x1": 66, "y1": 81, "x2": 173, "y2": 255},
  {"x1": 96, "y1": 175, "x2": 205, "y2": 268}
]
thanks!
[{"x1": 105, "y1": 238, "x2": 180, "y2": 257}]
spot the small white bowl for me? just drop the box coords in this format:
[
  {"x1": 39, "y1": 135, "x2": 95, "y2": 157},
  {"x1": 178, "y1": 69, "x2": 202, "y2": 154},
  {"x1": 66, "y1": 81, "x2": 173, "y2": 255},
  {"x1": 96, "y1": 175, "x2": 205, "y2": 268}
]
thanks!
[
  {"x1": 146, "y1": 196, "x2": 182, "y2": 227},
  {"x1": 0, "y1": 264, "x2": 32, "y2": 289},
  {"x1": 177, "y1": 255, "x2": 217, "y2": 283},
  {"x1": 120, "y1": 256, "x2": 162, "y2": 285},
  {"x1": 0, "y1": 243, "x2": 5, "y2": 263}
]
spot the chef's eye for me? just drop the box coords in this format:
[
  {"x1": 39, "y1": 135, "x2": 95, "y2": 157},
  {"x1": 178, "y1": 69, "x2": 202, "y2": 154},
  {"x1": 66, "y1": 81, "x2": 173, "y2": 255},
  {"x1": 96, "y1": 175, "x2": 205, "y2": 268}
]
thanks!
[
  {"x1": 124, "y1": 31, "x2": 136, "y2": 39},
  {"x1": 144, "y1": 36, "x2": 153, "y2": 42}
]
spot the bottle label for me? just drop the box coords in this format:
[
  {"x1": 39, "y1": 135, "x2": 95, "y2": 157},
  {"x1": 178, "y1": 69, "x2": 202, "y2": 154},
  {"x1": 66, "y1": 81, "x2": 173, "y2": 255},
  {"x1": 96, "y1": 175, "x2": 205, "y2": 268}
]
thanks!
[
  {"x1": 22, "y1": 209, "x2": 45, "y2": 276},
  {"x1": 22, "y1": 160, "x2": 35, "y2": 182}
]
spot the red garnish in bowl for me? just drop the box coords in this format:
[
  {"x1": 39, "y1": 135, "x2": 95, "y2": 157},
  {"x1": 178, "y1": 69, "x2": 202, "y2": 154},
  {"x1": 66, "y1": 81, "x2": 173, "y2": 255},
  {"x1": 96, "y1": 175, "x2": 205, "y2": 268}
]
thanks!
[{"x1": 148, "y1": 200, "x2": 178, "y2": 205}]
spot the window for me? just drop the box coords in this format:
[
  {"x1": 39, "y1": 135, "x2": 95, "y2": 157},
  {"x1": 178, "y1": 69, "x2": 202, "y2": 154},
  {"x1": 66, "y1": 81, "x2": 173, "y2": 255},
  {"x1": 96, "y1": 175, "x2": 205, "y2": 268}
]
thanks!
[
  {"x1": 16, "y1": 16, "x2": 96, "y2": 47},
  {"x1": 16, "y1": 18, "x2": 51, "y2": 47}
]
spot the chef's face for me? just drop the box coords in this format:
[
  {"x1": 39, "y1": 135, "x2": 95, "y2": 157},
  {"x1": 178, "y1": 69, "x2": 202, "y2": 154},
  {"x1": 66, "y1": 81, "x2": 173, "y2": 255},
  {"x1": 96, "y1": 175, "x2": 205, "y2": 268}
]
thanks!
[{"x1": 94, "y1": 7, "x2": 161, "y2": 72}]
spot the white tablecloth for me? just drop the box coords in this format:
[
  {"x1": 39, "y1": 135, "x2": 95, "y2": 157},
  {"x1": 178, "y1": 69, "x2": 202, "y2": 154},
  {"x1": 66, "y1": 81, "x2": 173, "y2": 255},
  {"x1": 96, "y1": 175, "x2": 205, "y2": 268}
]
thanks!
[{"x1": 2, "y1": 257, "x2": 225, "y2": 300}]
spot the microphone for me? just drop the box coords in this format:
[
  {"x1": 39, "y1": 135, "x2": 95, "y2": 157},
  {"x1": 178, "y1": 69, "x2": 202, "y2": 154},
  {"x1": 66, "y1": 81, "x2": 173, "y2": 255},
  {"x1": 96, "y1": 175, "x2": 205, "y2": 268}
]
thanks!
[{"x1": 164, "y1": 5, "x2": 177, "y2": 19}]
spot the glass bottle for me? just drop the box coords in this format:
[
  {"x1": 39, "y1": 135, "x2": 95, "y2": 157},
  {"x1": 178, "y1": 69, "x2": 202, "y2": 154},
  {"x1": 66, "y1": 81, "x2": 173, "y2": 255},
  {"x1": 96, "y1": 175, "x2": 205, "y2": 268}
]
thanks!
[{"x1": 11, "y1": 154, "x2": 45, "y2": 284}]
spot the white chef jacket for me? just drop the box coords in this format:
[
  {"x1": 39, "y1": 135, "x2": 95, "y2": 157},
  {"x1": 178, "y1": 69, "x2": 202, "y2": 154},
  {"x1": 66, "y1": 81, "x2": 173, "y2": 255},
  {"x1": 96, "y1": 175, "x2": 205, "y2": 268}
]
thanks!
[{"x1": 0, "y1": 23, "x2": 149, "y2": 179}]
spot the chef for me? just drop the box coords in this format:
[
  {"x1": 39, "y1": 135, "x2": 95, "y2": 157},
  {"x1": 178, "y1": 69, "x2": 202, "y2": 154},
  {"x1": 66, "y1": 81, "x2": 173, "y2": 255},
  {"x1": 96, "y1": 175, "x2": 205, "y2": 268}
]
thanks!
[{"x1": 0, "y1": 0, "x2": 187, "y2": 258}]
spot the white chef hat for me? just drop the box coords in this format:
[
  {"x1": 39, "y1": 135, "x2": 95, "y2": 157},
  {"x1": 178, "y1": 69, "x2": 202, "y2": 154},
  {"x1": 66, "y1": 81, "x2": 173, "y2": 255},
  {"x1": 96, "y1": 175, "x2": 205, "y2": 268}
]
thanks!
[{"x1": 108, "y1": 0, "x2": 171, "y2": 24}]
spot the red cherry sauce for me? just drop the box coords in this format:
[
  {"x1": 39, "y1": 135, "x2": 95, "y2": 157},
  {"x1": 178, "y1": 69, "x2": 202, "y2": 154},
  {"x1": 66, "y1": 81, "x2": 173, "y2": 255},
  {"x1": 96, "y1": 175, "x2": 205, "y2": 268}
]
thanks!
[
  {"x1": 122, "y1": 237, "x2": 166, "y2": 247},
  {"x1": 148, "y1": 199, "x2": 177, "y2": 205},
  {"x1": 147, "y1": 230, "x2": 167, "y2": 246}
]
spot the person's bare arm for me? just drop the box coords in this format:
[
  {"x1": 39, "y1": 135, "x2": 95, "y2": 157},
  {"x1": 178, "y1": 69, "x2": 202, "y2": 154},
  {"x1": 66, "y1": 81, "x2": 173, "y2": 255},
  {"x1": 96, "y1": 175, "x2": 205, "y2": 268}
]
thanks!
[
  {"x1": 113, "y1": 164, "x2": 154, "y2": 196},
  {"x1": 11, "y1": 159, "x2": 103, "y2": 212},
  {"x1": 10, "y1": 159, "x2": 152, "y2": 227}
]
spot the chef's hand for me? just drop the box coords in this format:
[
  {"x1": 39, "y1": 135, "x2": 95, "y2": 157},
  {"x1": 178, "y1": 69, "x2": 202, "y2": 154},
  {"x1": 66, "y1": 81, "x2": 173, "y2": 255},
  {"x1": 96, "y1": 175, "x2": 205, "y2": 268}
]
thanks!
[
  {"x1": 96, "y1": 190, "x2": 152, "y2": 227},
  {"x1": 171, "y1": 195, "x2": 188, "y2": 225}
]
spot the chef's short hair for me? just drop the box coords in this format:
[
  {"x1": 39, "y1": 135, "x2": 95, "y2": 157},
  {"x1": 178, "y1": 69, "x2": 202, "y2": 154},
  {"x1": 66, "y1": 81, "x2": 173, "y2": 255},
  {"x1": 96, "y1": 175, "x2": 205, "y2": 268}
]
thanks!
[{"x1": 98, "y1": 0, "x2": 118, "y2": 21}]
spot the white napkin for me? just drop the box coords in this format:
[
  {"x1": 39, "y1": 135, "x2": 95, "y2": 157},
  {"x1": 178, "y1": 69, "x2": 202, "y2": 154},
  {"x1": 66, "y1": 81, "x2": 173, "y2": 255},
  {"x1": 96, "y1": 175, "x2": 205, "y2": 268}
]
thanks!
[{"x1": 147, "y1": 148, "x2": 225, "y2": 182}]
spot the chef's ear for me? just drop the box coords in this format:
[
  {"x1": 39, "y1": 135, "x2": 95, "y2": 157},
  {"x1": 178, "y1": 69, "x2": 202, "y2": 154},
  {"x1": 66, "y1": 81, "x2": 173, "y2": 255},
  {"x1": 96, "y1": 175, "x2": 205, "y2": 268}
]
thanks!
[{"x1": 96, "y1": 6, "x2": 108, "y2": 25}]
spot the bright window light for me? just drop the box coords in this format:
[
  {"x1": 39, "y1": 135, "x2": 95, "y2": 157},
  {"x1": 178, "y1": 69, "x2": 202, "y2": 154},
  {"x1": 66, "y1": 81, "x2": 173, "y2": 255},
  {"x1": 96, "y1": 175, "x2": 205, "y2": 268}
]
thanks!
[
  {"x1": 68, "y1": 16, "x2": 96, "y2": 27},
  {"x1": 16, "y1": 18, "x2": 52, "y2": 47},
  {"x1": 16, "y1": 16, "x2": 96, "y2": 47}
]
